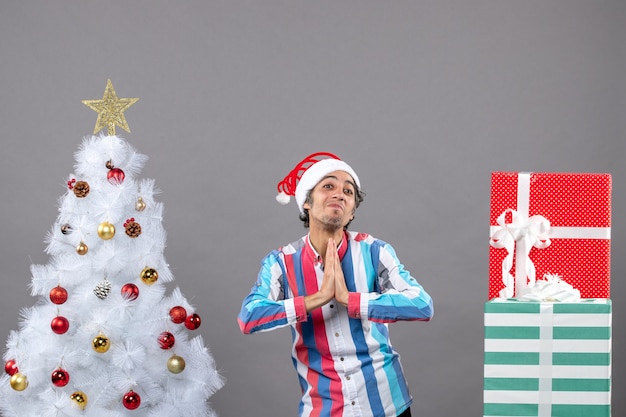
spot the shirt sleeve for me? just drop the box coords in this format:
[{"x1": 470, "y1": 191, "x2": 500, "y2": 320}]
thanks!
[
  {"x1": 237, "y1": 251, "x2": 308, "y2": 334},
  {"x1": 360, "y1": 242, "x2": 434, "y2": 323}
]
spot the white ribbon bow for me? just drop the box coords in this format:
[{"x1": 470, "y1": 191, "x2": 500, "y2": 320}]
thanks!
[
  {"x1": 490, "y1": 209, "x2": 551, "y2": 298},
  {"x1": 516, "y1": 273, "x2": 581, "y2": 302}
]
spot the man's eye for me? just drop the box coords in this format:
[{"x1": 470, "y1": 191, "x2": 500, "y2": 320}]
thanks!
[
  {"x1": 344, "y1": 189, "x2": 354, "y2": 195},
  {"x1": 323, "y1": 184, "x2": 333, "y2": 189}
]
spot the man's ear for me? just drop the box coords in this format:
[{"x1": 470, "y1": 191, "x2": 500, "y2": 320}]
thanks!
[{"x1": 303, "y1": 200, "x2": 311, "y2": 210}]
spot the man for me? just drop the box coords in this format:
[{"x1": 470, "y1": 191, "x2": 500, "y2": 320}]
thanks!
[{"x1": 238, "y1": 152, "x2": 434, "y2": 417}]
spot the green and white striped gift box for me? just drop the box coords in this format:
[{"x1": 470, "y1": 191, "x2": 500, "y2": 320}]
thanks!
[{"x1": 483, "y1": 299, "x2": 611, "y2": 417}]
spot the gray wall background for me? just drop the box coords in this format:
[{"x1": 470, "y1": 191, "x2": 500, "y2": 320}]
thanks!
[{"x1": 1, "y1": 1, "x2": 624, "y2": 416}]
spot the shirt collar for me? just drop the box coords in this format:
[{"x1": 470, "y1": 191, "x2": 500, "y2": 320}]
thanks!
[{"x1": 304, "y1": 231, "x2": 349, "y2": 263}]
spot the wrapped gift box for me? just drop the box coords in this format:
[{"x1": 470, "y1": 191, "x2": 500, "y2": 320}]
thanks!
[
  {"x1": 483, "y1": 299, "x2": 612, "y2": 417},
  {"x1": 489, "y1": 172, "x2": 612, "y2": 299}
]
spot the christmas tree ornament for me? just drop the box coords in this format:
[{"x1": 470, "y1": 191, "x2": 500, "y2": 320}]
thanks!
[
  {"x1": 9, "y1": 373, "x2": 28, "y2": 391},
  {"x1": 169, "y1": 306, "x2": 187, "y2": 324},
  {"x1": 73, "y1": 181, "x2": 90, "y2": 198},
  {"x1": 122, "y1": 390, "x2": 141, "y2": 410},
  {"x1": 105, "y1": 160, "x2": 126, "y2": 185},
  {"x1": 51, "y1": 316, "x2": 70, "y2": 334},
  {"x1": 140, "y1": 267, "x2": 158, "y2": 285},
  {"x1": 158, "y1": 331, "x2": 175, "y2": 350},
  {"x1": 121, "y1": 283, "x2": 139, "y2": 300},
  {"x1": 92, "y1": 334, "x2": 110, "y2": 353},
  {"x1": 76, "y1": 241, "x2": 88, "y2": 255},
  {"x1": 107, "y1": 168, "x2": 126, "y2": 185},
  {"x1": 124, "y1": 217, "x2": 142, "y2": 238},
  {"x1": 67, "y1": 178, "x2": 76, "y2": 190},
  {"x1": 93, "y1": 278, "x2": 112, "y2": 300},
  {"x1": 97, "y1": 221, "x2": 116, "y2": 240},
  {"x1": 70, "y1": 391, "x2": 88, "y2": 410},
  {"x1": 61, "y1": 224, "x2": 73, "y2": 235},
  {"x1": 167, "y1": 354, "x2": 186, "y2": 374},
  {"x1": 51, "y1": 368, "x2": 70, "y2": 387},
  {"x1": 82, "y1": 79, "x2": 139, "y2": 136},
  {"x1": 49, "y1": 286, "x2": 68, "y2": 305},
  {"x1": 4, "y1": 359, "x2": 18, "y2": 376},
  {"x1": 135, "y1": 196, "x2": 146, "y2": 212},
  {"x1": 184, "y1": 313, "x2": 202, "y2": 330}
]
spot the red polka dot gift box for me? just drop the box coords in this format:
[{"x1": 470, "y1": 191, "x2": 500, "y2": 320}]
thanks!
[{"x1": 488, "y1": 172, "x2": 612, "y2": 299}]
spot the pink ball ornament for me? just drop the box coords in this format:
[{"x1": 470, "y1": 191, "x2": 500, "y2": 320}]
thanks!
[
  {"x1": 184, "y1": 313, "x2": 202, "y2": 330},
  {"x1": 107, "y1": 168, "x2": 125, "y2": 185}
]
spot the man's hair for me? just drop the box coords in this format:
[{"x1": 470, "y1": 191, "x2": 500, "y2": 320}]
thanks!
[{"x1": 298, "y1": 186, "x2": 365, "y2": 229}]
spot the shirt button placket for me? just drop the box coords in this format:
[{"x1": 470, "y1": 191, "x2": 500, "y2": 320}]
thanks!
[{"x1": 341, "y1": 355, "x2": 359, "y2": 415}]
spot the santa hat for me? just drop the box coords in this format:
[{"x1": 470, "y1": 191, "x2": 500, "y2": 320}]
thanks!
[{"x1": 276, "y1": 152, "x2": 360, "y2": 214}]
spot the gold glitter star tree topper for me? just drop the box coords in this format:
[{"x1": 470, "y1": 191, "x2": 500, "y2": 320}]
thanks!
[{"x1": 82, "y1": 79, "x2": 139, "y2": 136}]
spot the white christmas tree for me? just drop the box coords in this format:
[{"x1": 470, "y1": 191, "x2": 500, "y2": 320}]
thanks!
[{"x1": 0, "y1": 80, "x2": 224, "y2": 417}]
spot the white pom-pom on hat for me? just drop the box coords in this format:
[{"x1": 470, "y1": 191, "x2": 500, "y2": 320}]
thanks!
[{"x1": 275, "y1": 191, "x2": 291, "y2": 205}]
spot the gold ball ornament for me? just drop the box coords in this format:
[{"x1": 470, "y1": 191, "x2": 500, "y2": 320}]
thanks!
[
  {"x1": 135, "y1": 196, "x2": 146, "y2": 211},
  {"x1": 140, "y1": 267, "x2": 158, "y2": 285},
  {"x1": 70, "y1": 391, "x2": 88, "y2": 410},
  {"x1": 167, "y1": 354, "x2": 186, "y2": 374},
  {"x1": 97, "y1": 221, "x2": 116, "y2": 240},
  {"x1": 76, "y1": 241, "x2": 88, "y2": 255},
  {"x1": 92, "y1": 334, "x2": 110, "y2": 353},
  {"x1": 9, "y1": 372, "x2": 28, "y2": 391}
]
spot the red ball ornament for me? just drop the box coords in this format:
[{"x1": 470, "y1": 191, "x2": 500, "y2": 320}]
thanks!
[
  {"x1": 184, "y1": 313, "x2": 202, "y2": 330},
  {"x1": 51, "y1": 316, "x2": 70, "y2": 334},
  {"x1": 157, "y1": 331, "x2": 175, "y2": 350},
  {"x1": 4, "y1": 359, "x2": 18, "y2": 376},
  {"x1": 123, "y1": 390, "x2": 141, "y2": 410},
  {"x1": 121, "y1": 283, "x2": 139, "y2": 301},
  {"x1": 49, "y1": 286, "x2": 68, "y2": 305},
  {"x1": 169, "y1": 306, "x2": 187, "y2": 324},
  {"x1": 51, "y1": 368, "x2": 70, "y2": 387},
  {"x1": 107, "y1": 168, "x2": 125, "y2": 185}
]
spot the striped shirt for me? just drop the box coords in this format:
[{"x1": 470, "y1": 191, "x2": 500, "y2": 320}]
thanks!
[{"x1": 238, "y1": 231, "x2": 434, "y2": 417}]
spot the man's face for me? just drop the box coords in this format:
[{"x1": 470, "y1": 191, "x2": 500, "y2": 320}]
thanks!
[{"x1": 303, "y1": 170, "x2": 357, "y2": 231}]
